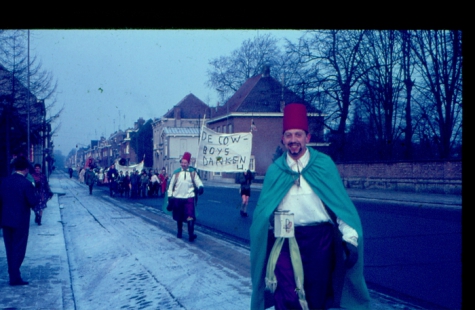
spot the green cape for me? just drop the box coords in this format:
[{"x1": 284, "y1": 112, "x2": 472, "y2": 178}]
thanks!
[{"x1": 250, "y1": 148, "x2": 371, "y2": 309}]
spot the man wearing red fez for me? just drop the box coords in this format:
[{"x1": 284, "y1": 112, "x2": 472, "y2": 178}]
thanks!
[
  {"x1": 163, "y1": 152, "x2": 204, "y2": 241},
  {"x1": 250, "y1": 103, "x2": 370, "y2": 309}
]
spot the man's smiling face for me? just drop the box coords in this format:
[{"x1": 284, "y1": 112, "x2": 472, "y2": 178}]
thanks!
[{"x1": 282, "y1": 129, "x2": 311, "y2": 160}]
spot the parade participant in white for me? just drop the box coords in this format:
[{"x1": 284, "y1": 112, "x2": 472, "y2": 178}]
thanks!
[{"x1": 164, "y1": 152, "x2": 204, "y2": 242}]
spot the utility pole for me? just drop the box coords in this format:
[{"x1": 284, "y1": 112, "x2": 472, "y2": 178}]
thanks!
[{"x1": 27, "y1": 30, "x2": 31, "y2": 161}]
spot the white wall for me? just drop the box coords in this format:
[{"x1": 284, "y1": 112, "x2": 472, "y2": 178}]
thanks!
[{"x1": 168, "y1": 137, "x2": 200, "y2": 160}]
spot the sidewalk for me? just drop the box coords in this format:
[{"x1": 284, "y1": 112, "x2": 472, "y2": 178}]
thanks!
[{"x1": 0, "y1": 172, "x2": 460, "y2": 309}]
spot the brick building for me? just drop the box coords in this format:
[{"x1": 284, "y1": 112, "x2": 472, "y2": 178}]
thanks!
[
  {"x1": 152, "y1": 94, "x2": 211, "y2": 174},
  {"x1": 206, "y1": 66, "x2": 327, "y2": 181}
]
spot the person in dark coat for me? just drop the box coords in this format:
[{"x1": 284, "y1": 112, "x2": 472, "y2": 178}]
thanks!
[
  {"x1": 84, "y1": 166, "x2": 96, "y2": 195},
  {"x1": 158, "y1": 168, "x2": 168, "y2": 198},
  {"x1": 130, "y1": 170, "x2": 140, "y2": 199},
  {"x1": 31, "y1": 163, "x2": 53, "y2": 225},
  {"x1": 117, "y1": 171, "x2": 125, "y2": 197},
  {"x1": 0, "y1": 156, "x2": 39, "y2": 286},
  {"x1": 140, "y1": 170, "x2": 149, "y2": 198},
  {"x1": 107, "y1": 164, "x2": 119, "y2": 197},
  {"x1": 122, "y1": 171, "x2": 131, "y2": 198},
  {"x1": 238, "y1": 169, "x2": 254, "y2": 217}
]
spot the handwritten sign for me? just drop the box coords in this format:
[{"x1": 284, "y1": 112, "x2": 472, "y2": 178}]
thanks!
[{"x1": 197, "y1": 126, "x2": 252, "y2": 172}]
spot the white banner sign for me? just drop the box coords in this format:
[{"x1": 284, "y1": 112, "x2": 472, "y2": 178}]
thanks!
[
  {"x1": 197, "y1": 126, "x2": 252, "y2": 172},
  {"x1": 115, "y1": 160, "x2": 144, "y2": 175}
]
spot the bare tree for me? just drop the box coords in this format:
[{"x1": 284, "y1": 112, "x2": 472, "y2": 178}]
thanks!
[
  {"x1": 0, "y1": 30, "x2": 61, "y2": 174},
  {"x1": 411, "y1": 30, "x2": 462, "y2": 159},
  {"x1": 286, "y1": 30, "x2": 369, "y2": 160},
  {"x1": 400, "y1": 30, "x2": 416, "y2": 159},
  {"x1": 206, "y1": 33, "x2": 288, "y2": 103},
  {"x1": 0, "y1": 30, "x2": 30, "y2": 172},
  {"x1": 358, "y1": 30, "x2": 405, "y2": 160}
]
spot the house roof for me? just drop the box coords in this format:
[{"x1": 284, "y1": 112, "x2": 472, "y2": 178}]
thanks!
[
  {"x1": 212, "y1": 72, "x2": 318, "y2": 119},
  {"x1": 162, "y1": 93, "x2": 211, "y2": 119},
  {"x1": 163, "y1": 127, "x2": 200, "y2": 136}
]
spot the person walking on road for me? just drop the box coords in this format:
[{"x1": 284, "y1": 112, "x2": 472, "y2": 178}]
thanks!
[
  {"x1": 84, "y1": 166, "x2": 97, "y2": 195},
  {"x1": 0, "y1": 156, "x2": 39, "y2": 286},
  {"x1": 250, "y1": 103, "x2": 371, "y2": 310},
  {"x1": 130, "y1": 169, "x2": 140, "y2": 199},
  {"x1": 164, "y1": 152, "x2": 204, "y2": 242},
  {"x1": 158, "y1": 167, "x2": 168, "y2": 198},
  {"x1": 149, "y1": 170, "x2": 160, "y2": 197},
  {"x1": 107, "y1": 164, "x2": 119, "y2": 197},
  {"x1": 78, "y1": 167, "x2": 85, "y2": 184},
  {"x1": 123, "y1": 171, "x2": 131, "y2": 198},
  {"x1": 140, "y1": 170, "x2": 149, "y2": 198},
  {"x1": 31, "y1": 163, "x2": 53, "y2": 225},
  {"x1": 118, "y1": 170, "x2": 125, "y2": 197},
  {"x1": 68, "y1": 167, "x2": 73, "y2": 178},
  {"x1": 238, "y1": 169, "x2": 253, "y2": 217}
]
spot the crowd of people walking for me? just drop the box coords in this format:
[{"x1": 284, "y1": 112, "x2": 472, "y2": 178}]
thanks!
[{"x1": 77, "y1": 161, "x2": 169, "y2": 200}]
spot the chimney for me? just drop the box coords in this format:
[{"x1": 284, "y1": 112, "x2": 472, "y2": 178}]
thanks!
[
  {"x1": 174, "y1": 106, "x2": 181, "y2": 120},
  {"x1": 262, "y1": 64, "x2": 270, "y2": 77}
]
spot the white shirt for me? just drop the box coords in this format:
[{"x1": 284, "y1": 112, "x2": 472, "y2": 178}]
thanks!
[
  {"x1": 151, "y1": 174, "x2": 159, "y2": 183},
  {"x1": 167, "y1": 169, "x2": 204, "y2": 199},
  {"x1": 277, "y1": 149, "x2": 359, "y2": 246}
]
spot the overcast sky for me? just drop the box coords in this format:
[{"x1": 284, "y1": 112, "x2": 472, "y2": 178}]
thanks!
[{"x1": 30, "y1": 29, "x2": 304, "y2": 156}]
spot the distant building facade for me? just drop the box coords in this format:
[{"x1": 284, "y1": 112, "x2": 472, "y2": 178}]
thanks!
[{"x1": 152, "y1": 94, "x2": 211, "y2": 175}]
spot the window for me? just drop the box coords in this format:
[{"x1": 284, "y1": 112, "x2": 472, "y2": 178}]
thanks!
[
  {"x1": 217, "y1": 126, "x2": 221, "y2": 133},
  {"x1": 228, "y1": 124, "x2": 233, "y2": 133}
]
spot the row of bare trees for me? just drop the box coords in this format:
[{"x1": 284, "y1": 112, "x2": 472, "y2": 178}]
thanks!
[
  {"x1": 0, "y1": 29, "x2": 61, "y2": 176},
  {"x1": 207, "y1": 30, "x2": 462, "y2": 162}
]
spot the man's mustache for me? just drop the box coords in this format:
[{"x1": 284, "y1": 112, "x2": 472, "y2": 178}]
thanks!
[{"x1": 287, "y1": 142, "x2": 301, "y2": 147}]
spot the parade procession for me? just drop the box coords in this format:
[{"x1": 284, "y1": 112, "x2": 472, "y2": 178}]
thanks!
[{"x1": 0, "y1": 29, "x2": 462, "y2": 310}]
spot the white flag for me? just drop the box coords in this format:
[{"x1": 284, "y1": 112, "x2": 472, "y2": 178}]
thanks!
[{"x1": 197, "y1": 127, "x2": 252, "y2": 172}]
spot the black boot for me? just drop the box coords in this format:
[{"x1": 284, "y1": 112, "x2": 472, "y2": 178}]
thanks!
[
  {"x1": 37, "y1": 215, "x2": 42, "y2": 226},
  {"x1": 34, "y1": 213, "x2": 39, "y2": 223},
  {"x1": 177, "y1": 221, "x2": 183, "y2": 239},
  {"x1": 188, "y1": 220, "x2": 197, "y2": 242}
]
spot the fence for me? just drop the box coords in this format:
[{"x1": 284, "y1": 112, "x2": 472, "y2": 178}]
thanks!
[{"x1": 336, "y1": 160, "x2": 462, "y2": 195}]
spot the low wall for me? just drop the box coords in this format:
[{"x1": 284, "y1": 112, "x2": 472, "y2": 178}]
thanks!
[{"x1": 337, "y1": 160, "x2": 462, "y2": 195}]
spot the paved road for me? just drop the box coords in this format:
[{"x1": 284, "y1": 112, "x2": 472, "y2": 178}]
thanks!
[{"x1": 0, "y1": 171, "x2": 462, "y2": 309}]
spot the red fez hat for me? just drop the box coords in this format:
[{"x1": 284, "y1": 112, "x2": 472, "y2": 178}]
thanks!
[
  {"x1": 283, "y1": 103, "x2": 308, "y2": 133},
  {"x1": 182, "y1": 152, "x2": 191, "y2": 162}
]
